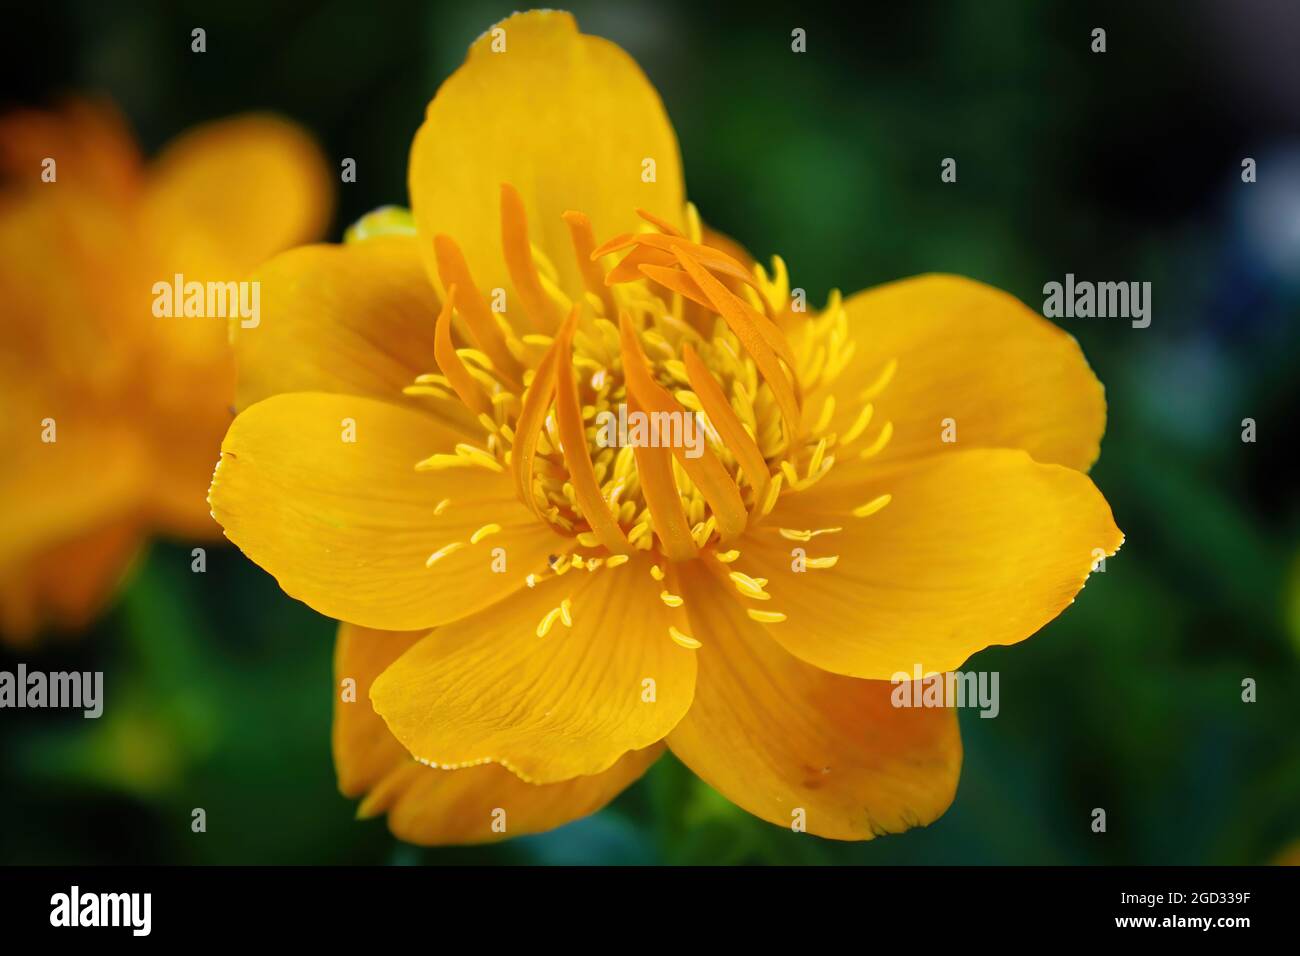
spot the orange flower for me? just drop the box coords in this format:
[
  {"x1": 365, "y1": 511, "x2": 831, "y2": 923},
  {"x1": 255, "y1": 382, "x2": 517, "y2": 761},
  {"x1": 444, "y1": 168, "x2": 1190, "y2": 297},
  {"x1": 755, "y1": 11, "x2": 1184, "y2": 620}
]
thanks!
[
  {"x1": 210, "y1": 11, "x2": 1122, "y2": 842},
  {"x1": 0, "y1": 99, "x2": 331, "y2": 642}
]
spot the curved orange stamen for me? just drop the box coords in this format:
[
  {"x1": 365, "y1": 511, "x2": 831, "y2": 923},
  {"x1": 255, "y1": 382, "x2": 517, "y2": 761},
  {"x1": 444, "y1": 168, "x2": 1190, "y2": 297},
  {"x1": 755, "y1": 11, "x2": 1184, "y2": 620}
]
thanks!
[
  {"x1": 562, "y1": 210, "x2": 618, "y2": 318},
  {"x1": 618, "y1": 310, "x2": 747, "y2": 540},
  {"x1": 500, "y1": 183, "x2": 559, "y2": 333},
  {"x1": 512, "y1": 345, "x2": 559, "y2": 519},
  {"x1": 635, "y1": 207, "x2": 684, "y2": 237},
  {"x1": 682, "y1": 342, "x2": 770, "y2": 507},
  {"x1": 433, "y1": 285, "x2": 493, "y2": 419},
  {"x1": 433, "y1": 234, "x2": 524, "y2": 389},
  {"x1": 554, "y1": 309, "x2": 631, "y2": 554},
  {"x1": 627, "y1": 398, "x2": 698, "y2": 562},
  {"x1": 673, "y1": 248, "x2": 802, "y2": 441}
]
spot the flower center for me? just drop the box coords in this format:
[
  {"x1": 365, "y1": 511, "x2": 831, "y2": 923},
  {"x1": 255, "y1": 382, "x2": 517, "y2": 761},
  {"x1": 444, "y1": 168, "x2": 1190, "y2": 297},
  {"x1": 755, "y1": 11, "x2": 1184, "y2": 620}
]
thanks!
[{"x1": 408, "y1": 184, "x2": 895, "y2": 578}]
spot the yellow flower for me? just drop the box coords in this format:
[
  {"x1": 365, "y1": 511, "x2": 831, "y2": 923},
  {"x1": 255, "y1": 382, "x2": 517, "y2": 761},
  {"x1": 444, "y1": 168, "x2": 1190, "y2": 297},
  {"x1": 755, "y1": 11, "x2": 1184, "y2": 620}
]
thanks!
[
  {"x1": 210, "y1": 11, "x2": 1122, "y2": 843},
  {"x1": 0, "y1": 99, "x2": 331, "y2": 643}
]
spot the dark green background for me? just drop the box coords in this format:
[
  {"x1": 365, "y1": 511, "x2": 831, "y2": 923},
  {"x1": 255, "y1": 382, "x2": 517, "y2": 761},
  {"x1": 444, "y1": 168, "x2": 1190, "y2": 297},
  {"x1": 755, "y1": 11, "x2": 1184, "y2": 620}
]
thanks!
[{"x1": 2, "y1": 0, "x2": 1297, "y2": 864}]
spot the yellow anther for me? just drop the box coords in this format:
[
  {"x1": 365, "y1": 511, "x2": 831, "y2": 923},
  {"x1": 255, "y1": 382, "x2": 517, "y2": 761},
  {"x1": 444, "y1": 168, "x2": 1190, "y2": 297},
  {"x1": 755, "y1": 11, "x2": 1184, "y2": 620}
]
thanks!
[
  {"x1": 852, "y1": 493, "x2": 893, "y2": 518},
  {"x1": 668, "y1": 626, "x2": 701, "y2": 650}
]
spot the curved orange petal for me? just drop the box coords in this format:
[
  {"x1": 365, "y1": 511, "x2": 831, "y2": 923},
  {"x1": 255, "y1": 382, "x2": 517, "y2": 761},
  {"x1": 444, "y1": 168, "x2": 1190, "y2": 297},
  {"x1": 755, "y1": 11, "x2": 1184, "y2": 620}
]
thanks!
[
  {"x1": 335, "y1": 622, "x2": 661, "y2": 846},
  {"x1": 667, "y1": 564, "x2": 962, "y2": 841},
  {"x1": 209, "y1": 392, "x2": 565, "y2": 631},
  {"x1": 409, "y1": 10, "x2": 684, "y2": 301},
  {"x1": 742, "y1": 449, "x2": 1123, "y2": 679},
  {"x1": 370, "y1": 554, "x2": 696, "y2": 784},
  {"x1": 821, "y1": 275, "x2": 1107, "y2": 472}
]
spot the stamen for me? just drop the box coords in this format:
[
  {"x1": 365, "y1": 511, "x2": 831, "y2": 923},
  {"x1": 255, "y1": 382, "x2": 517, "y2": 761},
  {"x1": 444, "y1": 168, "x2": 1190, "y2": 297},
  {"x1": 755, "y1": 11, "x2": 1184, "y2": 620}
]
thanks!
[
  {"x1": 432, "y1": 235, "x2": 524, "y2": 389},
  {"x1": 536, "y1": 606, "x2": 562, "y2": 637},
  {"x1": 842, "y1": 403, "x2": 875, "y2": 445},
  {"x1": 805, "y1": 555, "x2": 839, "y2": 569},
  {"x1": 511, "y1": 345, "x2": 559, "y2": 519},
  {"x1": 660, "y1": 590, "x2": 684, "y2": 608},
  {"x1": 553, "y1": 309, "x2": 631, "y2": 553},
  {"x1": 668, "y1": 626, "x2": 701, "y2": 650},
  {"x1": 631, "y1": 435, "x2": 699, "y2": 561},
  {"x1": 673, "y1": 249, "x2": 803, "y2": 438},
  {"x1": 682, "y1": 343, "x2": 770, "y2": 506},
  {"x1": 559, "y1": 597, "x2": 573, "y2": 627},
  {"x1": 618, "y1": 310, "x2": 747, "y2": 539},
  {"x1": 562, "y1": 210, "x2": 618, "y2": 317},
  {"x1": 635, "y1": 207, "x2": 684, "y2": 237},
  {"x1": 860, "y1": 357, "x2": 898, "y2": 400},
  {"x1": 777, "y1": 526, "x2": 842, "y2": 541},
  {"x1": 500, "y1": 184, "x2": 560, "y2": 332},
  {"x1": 434, "y1": 286, "x2": 493, "y2": 418},
  {"x1": 605, "y1": 554, "x2": 630, "y2": 568},
  {"x1": 454, "y1": 443, "x2": 503, "y2": 472},
  {"x1": 746, "y1": 609, "x2": 788, "y2": 624},
  {"x1": 470, "y1": 523, "x2": 502, "y2": 544},
  {"x1": 728, "y1": 570, "x2": 771, "y2": 601},
  {"x1": 425, "y1": 541, "x2": 465, "y2": 567},
  {"x1": 852, "y1": 493, "x2": 892, "y2": 518},
  {"x1": 858, "y1": 421, "x2": 894, "y2": 459}
]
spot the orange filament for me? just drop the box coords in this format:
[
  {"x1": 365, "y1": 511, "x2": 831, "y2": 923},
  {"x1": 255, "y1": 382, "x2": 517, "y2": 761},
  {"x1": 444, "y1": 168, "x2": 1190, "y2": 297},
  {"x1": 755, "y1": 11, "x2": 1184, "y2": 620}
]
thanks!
[
  {"x1": 562, "y1": 210, "x2": 618, "y2": 317},
  {"x1": 433, "y1": 234, "x2": 524, "y2": 389},
  {"x1": 628, "y1": 399, "x2": 699, "y2": 562},
  {"x1": 681, "y1": 342, "x2": 770, "y2": 506},
  {"x1": 618, "y1": 310, "x2": 747, "y2": 540},
  {"x1": 554, "y1": 308, "x2": 631, "y2": 554},
  {"x1": 500, "y1": 183, "x2": 560, "y2": 332},
  {"x1": 672, "y1": 248, "x2": 802, "y2": 441},
  {"x1": 433, "y1": 285, "x2": 493, "y2": 419}
]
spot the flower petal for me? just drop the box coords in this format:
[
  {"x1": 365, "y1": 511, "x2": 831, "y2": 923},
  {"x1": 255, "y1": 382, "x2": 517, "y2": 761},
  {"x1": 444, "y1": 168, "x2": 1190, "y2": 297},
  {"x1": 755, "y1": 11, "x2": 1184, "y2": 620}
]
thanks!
[
  {"x1": 232, "y1": 237, "x2": 447, "y2": 415},
  {"x1": 823, "y1": 275, "x2": 1107, "y2": 472},
  {"x1": 409, "y1": 10, "x2": 684, "y2": 300},
  {"x1": 370, "y1": 555, "x2": 696, "y2": 784},
  {"x1": 667, "y1": 566, "x2": 961, "y2": 841},
  {"x1": 209, "y1": 392, "x2": 564, "y2": 631},
  {"x1": 0, "y1": 518, "x2": 142, "y2": 645},
  {"x1": 743, "y1": 449, "x2": 1123, "y2": 679},
  {"x1": 335, "y1": 622, "x2": 661, "y2": 845},
  {"x1": 143, "y1": 114, "x2": 332, "y2": 277}
]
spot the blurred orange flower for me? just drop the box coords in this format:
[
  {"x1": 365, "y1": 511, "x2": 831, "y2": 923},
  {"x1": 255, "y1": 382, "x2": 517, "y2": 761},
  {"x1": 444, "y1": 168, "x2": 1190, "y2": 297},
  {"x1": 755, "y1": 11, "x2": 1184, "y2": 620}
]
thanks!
[{"x1": 0, "y1": 99, "x2": 331, "y2": 643}]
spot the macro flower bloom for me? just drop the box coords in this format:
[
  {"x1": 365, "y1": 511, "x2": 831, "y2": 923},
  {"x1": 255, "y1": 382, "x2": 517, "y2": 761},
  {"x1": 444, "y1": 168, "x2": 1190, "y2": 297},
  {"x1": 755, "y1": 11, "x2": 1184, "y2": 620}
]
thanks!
[
  {"x1": 0, "y1": 100, "x2": 330, "y2": 643},
  {"x1": 210, "y1": 10, "x2": 1123, "y2": 842}
]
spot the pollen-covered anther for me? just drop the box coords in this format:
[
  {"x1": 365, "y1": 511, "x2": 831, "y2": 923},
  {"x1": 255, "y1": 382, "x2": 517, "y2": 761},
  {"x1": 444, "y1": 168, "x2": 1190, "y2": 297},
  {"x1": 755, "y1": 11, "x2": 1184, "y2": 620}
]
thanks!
[
  {"x1": 536, "y1": 606, "x2": 563, "y2": 637},
  {"x1": 470, "y1": 523, "x2": 502, "y2": 544},
  {"x1": 425, "y1": 541, "x2": 466, "y2": 567},
  {"x1": 746, "y1": 609, "x2": 788, "y2": 624},
  {"x1": 728, "y1": 570, "x2": 771, "y2": 601},
  {"x1": 777, "y1": 526, "x2": 842, "y2": 541},
  {"x1": 668, "y1": 626, "x2": 701, "y2": 650},
  {"x1": 852, "y1": 494, "x2": 893, "y2": 518}
]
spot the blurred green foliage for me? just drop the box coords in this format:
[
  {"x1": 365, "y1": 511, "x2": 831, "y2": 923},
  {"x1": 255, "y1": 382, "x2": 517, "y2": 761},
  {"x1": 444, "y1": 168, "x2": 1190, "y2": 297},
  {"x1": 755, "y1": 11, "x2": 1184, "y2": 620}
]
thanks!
[{"x1": 1, "y1": 0, "x2": 1296, "y2": 864}]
